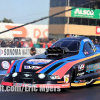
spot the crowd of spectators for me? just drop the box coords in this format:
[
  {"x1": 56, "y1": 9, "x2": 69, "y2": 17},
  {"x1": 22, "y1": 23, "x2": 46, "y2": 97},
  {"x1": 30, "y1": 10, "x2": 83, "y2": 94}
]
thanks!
[
  {"x1": 37, "y1": 39, "x2": 56, "y2": 48},
  {"x1": 0, "y1": 38, "x2": 56, "y2": 48},
  {"x1": 91, "y1": 39, "x2": 100, "y2": 45},
  {"x1": 0, "y1": 39, "x2": 32, "y2": 48}
]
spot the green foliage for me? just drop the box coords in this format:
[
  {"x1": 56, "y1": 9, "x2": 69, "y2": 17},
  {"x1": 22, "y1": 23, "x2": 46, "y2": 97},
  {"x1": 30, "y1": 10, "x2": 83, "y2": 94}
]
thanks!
[{"x1": 2, "y1": 18, "x2": 13, "y2": 23}]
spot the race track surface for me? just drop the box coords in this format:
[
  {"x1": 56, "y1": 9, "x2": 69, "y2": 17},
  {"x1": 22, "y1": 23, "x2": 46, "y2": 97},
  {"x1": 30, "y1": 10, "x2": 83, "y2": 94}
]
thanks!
[{"x1": 0, "y1": 75, "x2": 100, "y2": 100}]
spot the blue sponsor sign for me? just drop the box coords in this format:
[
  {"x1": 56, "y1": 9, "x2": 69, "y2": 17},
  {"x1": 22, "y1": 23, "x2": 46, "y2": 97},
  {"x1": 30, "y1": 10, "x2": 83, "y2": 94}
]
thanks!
[{"x1": 86, "y1": 63, "x2": 100, "y2": 73}]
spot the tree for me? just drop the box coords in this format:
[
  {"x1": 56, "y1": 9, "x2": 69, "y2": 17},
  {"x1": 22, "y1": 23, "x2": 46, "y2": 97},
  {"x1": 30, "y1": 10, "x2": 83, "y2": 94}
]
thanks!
[
  {"x1": 8, "y1": 19, "x2": 13, "y2": 23},
  {"x1": 2, "y1": 18, "x2": 13, "y2": 23}
]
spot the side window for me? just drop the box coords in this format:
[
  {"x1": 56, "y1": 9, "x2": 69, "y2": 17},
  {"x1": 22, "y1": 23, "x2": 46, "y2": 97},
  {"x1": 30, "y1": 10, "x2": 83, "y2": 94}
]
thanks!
[{"x1": 83, "y1": 42, "x2": 94, "y2": 55}]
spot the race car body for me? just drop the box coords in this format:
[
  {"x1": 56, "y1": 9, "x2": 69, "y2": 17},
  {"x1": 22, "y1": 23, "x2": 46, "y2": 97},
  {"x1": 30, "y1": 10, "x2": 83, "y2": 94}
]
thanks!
[{"x1": 1, "y1": 36, "x2": 100, "y2": 89}]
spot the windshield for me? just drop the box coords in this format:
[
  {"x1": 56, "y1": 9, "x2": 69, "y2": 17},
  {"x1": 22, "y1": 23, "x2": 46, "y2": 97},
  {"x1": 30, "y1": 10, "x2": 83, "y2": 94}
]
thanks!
[{"x1": 51, "y1": 40, "x2": 80, "y2": 52}]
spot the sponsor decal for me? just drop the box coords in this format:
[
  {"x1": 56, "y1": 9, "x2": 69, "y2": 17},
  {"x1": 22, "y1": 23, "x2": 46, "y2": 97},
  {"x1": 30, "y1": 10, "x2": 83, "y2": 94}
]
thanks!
[
  {"x1": 32, "y1": 66, "x2": 41, "y2": 70},
  {"x1": 74, "y1": 80, "x2": 86, "y2": 83},
  {"x1": 83, "y1": 39, "x2": 90, "y2": 42},
  {"x1": 92, "y1": 48, "x2": 96, "y2": 52},
  {"x1": 0, "y1": 49, "x2": 3, "y2": 55},
  {"x1": 27, "y1": 59, "x2": 52, "y2": 65},
  {"x1": 77, "y1": 72, "x2": 85, "y2": 77},
  {"x1": 62, "y1": 83, "x2": 70, "y2": 87},
  {"x1": 1, "y1": 61, "x2": 10, "y2": 69},
  {"x1": 78, "y1": 64, "x2": 85, "y2": 71},
  {"x1": 74, "y1": 80, "x2": 80, "y2": 83},
  {"x1": 64, "y1": 74, "x2": 69, "y2": 83},
  {"x1": 84, "y1": 51, "x2": 89, "y2": 55},
  {"x1": 24, "y1": 65, "x2": 41, "y2": 70},
  {"x1": 24, "y1": 66, "x2": 31, "y2": 69},
  {"x1": 13, "y1": 83, "x2": 37, "y2": 87},
  {"x1": 86, "y1": 62, "x2": 100, "y2": 73},
  {"x1": 80, "y1": 80, "x2": 86, "y2": 83}
]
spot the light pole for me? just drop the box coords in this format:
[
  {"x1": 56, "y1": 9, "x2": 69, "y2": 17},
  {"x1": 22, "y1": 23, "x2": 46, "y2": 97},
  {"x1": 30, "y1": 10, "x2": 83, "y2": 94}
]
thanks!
[{"x1": 67, "y1": 0, "x2": 70, "y2": 35}]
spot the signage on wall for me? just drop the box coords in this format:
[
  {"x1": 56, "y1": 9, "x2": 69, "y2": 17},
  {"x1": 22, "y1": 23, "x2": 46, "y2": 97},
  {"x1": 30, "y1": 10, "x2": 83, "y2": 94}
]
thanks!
[
  {"x1": 1, "y1": 61, "x2": 10, "y2": 69},
  {"x1": 0, "y1": 48, "x2": 46, "y2": 57},
  {"x1": 96, "y1": 27, "x2": 100, "y2": 34},
  {"x1": 0, "y1": 49, "x2": 3, "y2": 55},
  {"x1": 0, "y1": 59, "x2": 16, "y2": 70},
  {"x1": 71, "y1": 7, "x2": 100, "y2": 19},
  {"x1": 5, "y1": 25, "x2": 48, "y2": 39}
]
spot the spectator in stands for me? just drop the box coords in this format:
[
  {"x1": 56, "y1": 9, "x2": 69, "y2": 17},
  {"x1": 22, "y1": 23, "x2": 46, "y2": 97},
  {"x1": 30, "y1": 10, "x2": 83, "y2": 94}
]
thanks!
[
  {"x1": 91, "y1": 39, "x2": 93, "y2": 43},
  {"x1": 94, "y1": 39, "x2": 99, "y2": 45},
  {"x1": 52, "y1": 39, "x2": 56, "y2": 44},
  {"x1": 42, "y1": 42, "x2": 46, "y2": 48},
  {"x1": 29, "y1": 40, "x2": 33, "y2": 47},
  {"x1": 39, "y1": 39, "x2": 46, "y2": 48},
  {"x1": 39, "y1": 39, "x2": 44, "y2": 48},
  {"x1": 6, "y1": 39, "x2": 10, "y2": 47},
  {"x1": 9, "y1": 40, "x2": 14, "y2": 48},
  {"x1": 14, "y1": 41, "x2": 18, "y2": 47},
  {"x1": 17, "y1": 39, "x2": 22, "y2": 48},
  {"x1": 23, "y1": 40, "x2": 29, "y2": 48},
  {"x1": 21, "y1": 40, "x2": 24, "y2": 47},
  {"x1": 1, "y1": 40, "x2": 6, "y2": 47},
  {"x1": 47, "y1": 40, "x2": 52, "y2": 48},
  {"x1": 30, "y1": 45, "x2": 36, "y2": 56},
  {"x1": 91, "y1": 39, "x2": 94, "y2": 44},
  {"x1": 12, "y1": 41, "x2": 16, "y2": 48},
  {"x1": 0, "y1": 40, "x2": 2, "y2": 47}
]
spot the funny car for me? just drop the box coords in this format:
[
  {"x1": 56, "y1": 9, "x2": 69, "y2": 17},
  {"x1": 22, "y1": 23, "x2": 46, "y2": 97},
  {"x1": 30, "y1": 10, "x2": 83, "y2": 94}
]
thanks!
[{"x1": 1, "y1": 36, "x2": 100, "y2": 89}]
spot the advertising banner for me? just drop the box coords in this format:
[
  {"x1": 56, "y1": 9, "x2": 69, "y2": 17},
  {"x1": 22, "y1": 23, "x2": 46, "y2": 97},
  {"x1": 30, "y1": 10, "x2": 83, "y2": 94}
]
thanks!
[
  {"x1": 0, "y1": 48, "x2": 46, "y2": 71},
  {"x1": 71, "y1": 7, "x2": 100, "y2": 19},
  {"x1": 0, "y1": 23, "x2": 48, "y2": 44},
  {"x1": 96, "y1": 27, "x2": 100, "y2": 34},
  {"x1": 0, "y1": 48, "x2": 46, "y2": 57}
]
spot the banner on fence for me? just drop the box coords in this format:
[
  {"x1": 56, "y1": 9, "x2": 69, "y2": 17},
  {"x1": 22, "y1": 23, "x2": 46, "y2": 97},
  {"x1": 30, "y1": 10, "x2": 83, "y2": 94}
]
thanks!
[{"x1": 0, "y1": 48, "x2": 46, "y2": 57}]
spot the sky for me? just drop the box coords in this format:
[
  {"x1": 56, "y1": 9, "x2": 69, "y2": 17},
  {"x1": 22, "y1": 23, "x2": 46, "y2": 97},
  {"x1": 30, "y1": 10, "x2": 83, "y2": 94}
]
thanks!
[{"x1": 0, "y1": 0, "x2": 50, "y2": 25}]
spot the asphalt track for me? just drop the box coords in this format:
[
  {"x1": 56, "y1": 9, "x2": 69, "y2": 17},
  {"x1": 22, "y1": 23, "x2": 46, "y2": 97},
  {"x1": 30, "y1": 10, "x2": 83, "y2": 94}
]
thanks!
[{"x1": 0, "y1": 75, "x2": 100, "y2": 100}]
